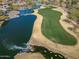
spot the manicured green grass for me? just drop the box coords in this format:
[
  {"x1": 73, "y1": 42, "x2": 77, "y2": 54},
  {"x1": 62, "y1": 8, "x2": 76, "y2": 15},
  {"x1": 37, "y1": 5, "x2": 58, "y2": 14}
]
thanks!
[{"x1": 38, "y1": 8, "x2": 77, "y2": 45}]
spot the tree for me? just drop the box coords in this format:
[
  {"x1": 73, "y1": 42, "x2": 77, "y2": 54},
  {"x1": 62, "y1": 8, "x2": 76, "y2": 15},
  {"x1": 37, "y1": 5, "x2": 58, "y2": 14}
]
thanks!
[
  {"x1": 8, "y1": 3, "x2": 13, "y2": 11},
  {"x1": 25, "y1": 0, "x2": 33, "y2": 5},
  {"x1": 25, "y1": 0, "x2": 34, "y2": 8},
  {"x1": 0, "y1": 10, "x2": 3, "y2": 15},
  {"x1": 59, "y1": 0, "x2": 63, "y2": 7},
  {"x1": 69, "y1": 9, "x2": 79, "y2": 20},
  {"x1": 68, "y1": 8, "x2": 79, "y2": 33}
]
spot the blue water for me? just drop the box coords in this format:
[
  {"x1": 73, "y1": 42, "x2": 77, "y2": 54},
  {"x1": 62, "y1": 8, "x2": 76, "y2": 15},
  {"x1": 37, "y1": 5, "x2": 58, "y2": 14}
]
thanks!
[
  {"x1": 0, "y1": 15, "x2": 36, "y2": 57},
  {"x1": 19, "y1": 9, "x2": 34, "y2": 16}
]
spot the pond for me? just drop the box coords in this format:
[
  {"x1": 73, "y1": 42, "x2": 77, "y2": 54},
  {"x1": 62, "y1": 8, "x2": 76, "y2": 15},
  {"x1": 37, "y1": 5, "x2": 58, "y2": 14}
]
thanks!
[
  {"x1": 0, "y1": 15, "x2": 37, "y2": 59},
  {"x1": 19, "y1": 9, "x2": 34, "y2": 16}
]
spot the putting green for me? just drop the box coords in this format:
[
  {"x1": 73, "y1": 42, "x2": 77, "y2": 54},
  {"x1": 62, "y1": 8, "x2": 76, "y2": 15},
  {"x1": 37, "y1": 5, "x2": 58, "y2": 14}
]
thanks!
[{"x1": 38, "y1": 8, "x2": 77, "y2": 45}]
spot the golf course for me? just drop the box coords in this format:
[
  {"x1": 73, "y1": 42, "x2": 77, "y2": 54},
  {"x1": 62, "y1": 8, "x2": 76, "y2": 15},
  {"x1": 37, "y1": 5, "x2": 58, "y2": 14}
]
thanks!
[{"x1": 38, "y1": 8, "x2": 77, "y2": 45}]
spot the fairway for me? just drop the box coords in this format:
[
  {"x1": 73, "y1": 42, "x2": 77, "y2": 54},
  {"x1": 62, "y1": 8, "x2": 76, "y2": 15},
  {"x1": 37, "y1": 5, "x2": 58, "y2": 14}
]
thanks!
[{"x1": 38, "y1": 8, "x2": 77, "y2": 45}]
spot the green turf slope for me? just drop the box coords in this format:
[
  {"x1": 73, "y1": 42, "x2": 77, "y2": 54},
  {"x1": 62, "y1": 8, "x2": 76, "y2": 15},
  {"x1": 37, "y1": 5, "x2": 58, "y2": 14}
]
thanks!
[{"x1": 38, "y1": 8, "x2": 77, "y2": 45}]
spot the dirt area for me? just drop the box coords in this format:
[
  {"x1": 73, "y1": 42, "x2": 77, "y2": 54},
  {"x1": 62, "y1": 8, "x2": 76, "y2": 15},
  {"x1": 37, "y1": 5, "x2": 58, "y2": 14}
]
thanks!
[{"x1": 15, "y1": 53, "x2": 45, "y2": 59}]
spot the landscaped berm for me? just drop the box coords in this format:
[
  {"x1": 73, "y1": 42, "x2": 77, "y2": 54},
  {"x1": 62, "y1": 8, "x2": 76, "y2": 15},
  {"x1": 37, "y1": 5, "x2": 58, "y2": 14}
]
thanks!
[{"x1": 38, "y1": 8, "x2": 77, "y2": 45}]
